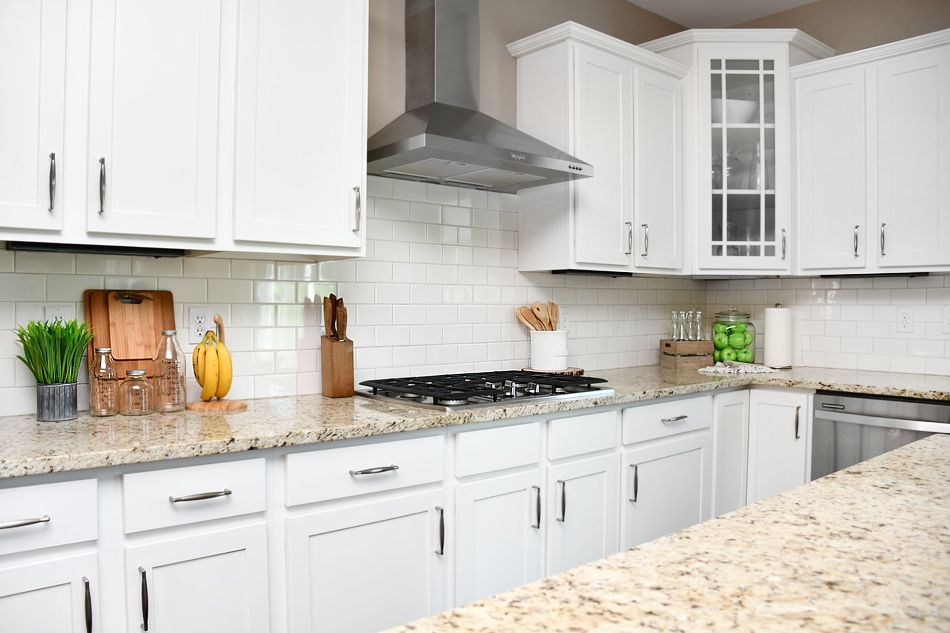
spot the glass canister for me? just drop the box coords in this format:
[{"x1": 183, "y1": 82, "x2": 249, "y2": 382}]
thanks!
[
  {"x1": 713, "y1": 306, "x2": 756, "y2": 363},
  {"x1": 118, "y1": 369, "x2": 153, "y2": 416},
  {"x1": 153, "y1": 329, "x2": 186, "y2": 413},
  {"x1": 90, "y1": 347, "x2": 118, "y2": 416}
]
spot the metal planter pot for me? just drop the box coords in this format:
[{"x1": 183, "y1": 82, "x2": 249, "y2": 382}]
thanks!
[{"x1": 36, "y1": 382, "x2": 78, "y2": 422}]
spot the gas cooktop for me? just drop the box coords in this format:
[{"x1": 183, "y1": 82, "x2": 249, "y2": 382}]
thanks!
[{"x1": 357, "y1": 370, "x2": 613, "y2": 411}]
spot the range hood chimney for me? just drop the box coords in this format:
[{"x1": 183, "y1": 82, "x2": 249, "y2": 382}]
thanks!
[{"x1": 367, "y1": 0, "x2": 592, "y2": 194}]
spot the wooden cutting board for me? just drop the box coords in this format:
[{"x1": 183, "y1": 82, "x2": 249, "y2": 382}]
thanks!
[{"x1": 84, "y1": 289, "x2": 176, "y2": 377}]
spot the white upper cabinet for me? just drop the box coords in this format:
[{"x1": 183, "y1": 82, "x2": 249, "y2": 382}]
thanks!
[
  {"x1": 87, "y1": 0, "x2": 222, "y2": 240},
  {"x1": 794, "y1": 30, "x2": 950, "y2": 274},
  {"x1": 509, "y1": 23, "x2": 687, "y2": 275},
  {"x1": 642, "y1": 30, "x2": 833, "y2": 274},
  {"x1": 0, "y1": 0, "x2": 66, "y2": 232},
  {"x1": 233, "y1": 0, "x2": 366, "y2": 253}
]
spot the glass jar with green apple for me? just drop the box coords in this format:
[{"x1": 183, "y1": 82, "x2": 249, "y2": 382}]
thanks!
[{"x1": 712, "y1": 306, "x2": 755, "y2": 363}]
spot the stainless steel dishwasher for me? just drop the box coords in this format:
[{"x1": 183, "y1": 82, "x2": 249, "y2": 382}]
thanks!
[{"x1": 811, "y1": 391, "x2": 950, "y2": 480}]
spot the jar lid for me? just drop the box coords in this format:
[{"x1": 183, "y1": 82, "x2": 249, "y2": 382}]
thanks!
[
  {"x1": 715, "y1": 305, "x2": 751, "y2": 322},
  {"x1": 161, "y1": 329, "x2": 177, "y2": 335},
  {"x1": 126, "y1": 369, "x2": 147, "y2": 376},
  {"x1": 94, "y1": 347, "x2": 112, "y2": 353}
]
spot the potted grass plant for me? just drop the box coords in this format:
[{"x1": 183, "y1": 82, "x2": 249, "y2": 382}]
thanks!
[{"x1": 15, "y1": 319, "x2": 94, "y2": 421}]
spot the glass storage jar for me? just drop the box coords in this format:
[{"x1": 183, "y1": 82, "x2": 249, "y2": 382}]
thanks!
[
  {"x1": 118, "y1": 369, "x2": 153, "y2": 416},
  {"x1": 153, "y1": 329, "x2": 186, "y2": 413},
  {"x1": 90, "y1": 347, "x2": 118, "y2": 416},
  {"x1": 713, "y1": 306, "x2": 755, "y2": 363}
]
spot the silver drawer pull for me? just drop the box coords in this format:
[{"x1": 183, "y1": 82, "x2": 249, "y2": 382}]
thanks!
[
  {"x1": 349, "y1": 464, "x2": 399, "y2": 476},
  {"x1": 435, "y1": 506, "x2": 445, "y2": 555},
  {"x1": 49, "y1": 153, "x2": 56, "y2": 212},
  {"x1": 353, "y1": 186, "x2": 361, "y2": 233},
  {"x1": 661, "y1": 415, "x2": 688, "y2": 424},
  {"x1": 98, "y1": 158, "x2": 106, "y2": 214},
  {"x1": 168, "y1": 489, "x2": 231, "y2": 503},
  {"x1": 0, "y1": 514, "x2": 51, "y2": 530},
  {"x1": 556, "y1": 479, "x2": 566, "y2": 522},
  {"x1": 531, "y1": 485, "x2": 541, "y2": 529}
]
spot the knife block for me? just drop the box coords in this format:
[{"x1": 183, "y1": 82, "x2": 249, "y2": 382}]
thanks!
[{"x1": 321, "y1": 336, "x2": 354, "y2": 397}]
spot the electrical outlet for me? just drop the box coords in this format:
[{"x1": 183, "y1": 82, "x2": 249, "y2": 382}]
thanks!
[
  {"x1": 558, "y1": 306, "x2": 570, "y2": 332},
  {"x1": 188, "y1": 306, "x2": 212, "y2": 344},
  {"x1": 44, "y1": 305, "x2": 74, "y2": 323},
  {"x1": 896, "y1": 307, "x2": 913, "y2": 333},
  {"x1": 944, "y1": 306, "x2": 950, "y2": 335}
]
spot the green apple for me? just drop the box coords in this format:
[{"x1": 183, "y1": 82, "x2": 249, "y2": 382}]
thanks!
[
  {"x1": 713, "y1": 323, "x2": 727, "y2": 335},
  {"x1": 736, "y1": 347, "x2": 753, "y2": 363},
  {"x1": 728, "y1": 332, "x2": 746, "y2": 349},
  {"x1": 713, "y1": 349, "x2": 722, "y2": 362},
  {"x1": 722, "y1": 347, "x2": 738, "y2": 361},
  {"x1": 732, "y1": 323, "x2": 747, "y2": 332},
  {"x1": 713, "y1": 332, "x2": 729, "y2": 350},
  {"x1": 743, "y1": 330, "x2": 754, "y2": 347}
]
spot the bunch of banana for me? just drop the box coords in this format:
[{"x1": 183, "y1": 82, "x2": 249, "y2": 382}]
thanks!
[{"x1": 192, "y1": 330, "x2": 233, "y2": 401}]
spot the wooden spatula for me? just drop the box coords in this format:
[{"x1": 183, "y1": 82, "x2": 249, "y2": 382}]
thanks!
[
  {"x1": 517, "y1": 306, "x2": 541, "y2": 331},
  {"x1": 547, "y1": 301, "x2": 559, "y2": 330},
  {"x1": 531, "y1": 301, "x2": 551, "y2": 331}
]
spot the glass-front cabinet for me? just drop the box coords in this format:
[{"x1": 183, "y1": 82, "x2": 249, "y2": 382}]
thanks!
[{"x1": 641, "y1": 31, "x2": 833, "y2": 273}]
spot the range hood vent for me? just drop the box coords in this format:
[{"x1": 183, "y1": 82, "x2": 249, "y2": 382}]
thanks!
[{"x1": 367, "y1": 0, "x2": 592, "y2": 194}]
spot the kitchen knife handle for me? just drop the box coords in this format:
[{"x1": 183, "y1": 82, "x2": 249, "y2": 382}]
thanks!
[
  {"x1": 353, "y1": 186, "x2": 361, "y2": 233},
  {"x1": 435, "y1": 506, "x2": 444, "y2": 555},
  {"x1": 139, "y1": 567, "x2": 149, "y2": 631},
  {"x1": 98, "y1": 158, "x2": 106, "y2": 214},
  {"x1": 853, "y1": 225, "x2": 860, "y2": 258},
  {"x1": 168, "y1": 488, "x2": 231, "y2": 503},
  {"x1": 630, "y1": 464, "x2": 639, "y2": 503},
  {"x1": 531, "y1": 485, "x2": 541, "y2": 529},
  {"x1": 880, "y1": 223, "x2": 886, "y2": 256},
  {"x1": 624, "y1": 222, "x2": 633, "y2": 255},
  {"x1": 794, "y1": 405, "x2": 801, "y2": 439},
  {"x1": 48, "y1": 153, "x2": 56, "y2": 212},
  {"x1": 641, "y1": 224, "x2": 649, "y2": 257},
  {"x1": 349, "y1": 464, "x2": 399, "y2": 476},
  {"x1": 781, "y1": 228, "x2": 787, "y2": 260},
  {"x1": 556, "y1": 479, "x2": 566, "y2": 522},
  {"x1": 83, "y1": 576, "x2": 93, "y2": 633},
  {"x1": 0, "y1": 514, "x2": 50, "y2": 530}
]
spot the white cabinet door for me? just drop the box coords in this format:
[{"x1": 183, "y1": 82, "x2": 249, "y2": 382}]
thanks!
[
  {"x1": 546, "y1": 454, "x2": 619, "y2": 576},
  {"x1": 287, "y1": 490, "x2": 444, "y2": 633},
  {"x1": 712, "y1": 389, "x2": 750, "y2": 517},
  {"x1": 0, "y1": 553, "x2": 97, "y2": 633},
  {"x1": 747, "y1": 389, "x2": 811, "y2": 504},
  {"x1": 635, "y1": 66, "x2": 683, "y2": 270},
  {"x1": 796, "y1": 68, "x2": 868, "y2": 271},
  {"x1": 573, "y1": 45, "x2": 635, "y2": 268},
  {"x1": 125, "y1": 523, "x2": 269, "y2": 633},
  {"x1": 455, "y1": 470, "x2": 543, "y2": 606},
  {"x1": 876, "y1": 47, "x2": 950, "y2": 268},
  {"x1": 0, "y1": 0, "x2": 66, "y2": 231},
  {"x1": 87, "y1": 0, "x2": 222, "y2": 240},
  {"x1": 233, "y1": 0, "x2": 365, "y2": 250},
  {"x1": 621, "y1": 432, "x2": 711, "y2": 548}
]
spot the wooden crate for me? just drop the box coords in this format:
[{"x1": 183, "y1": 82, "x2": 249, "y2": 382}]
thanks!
[{"x1": 659, "y1": 339, "x2": 714, "y2": 370}]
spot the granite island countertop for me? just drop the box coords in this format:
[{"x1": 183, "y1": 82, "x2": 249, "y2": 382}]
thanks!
[
  {"x1": 2, "y1": 365, "x2": 949, "y2": 478},
  {"x1": 387, "y1": 433, "x2": 950, "y2": 632}
]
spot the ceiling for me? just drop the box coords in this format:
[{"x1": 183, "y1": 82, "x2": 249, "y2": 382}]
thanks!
[{"x1": 627, "y1": 0, "x2": 820, "y2": 28}]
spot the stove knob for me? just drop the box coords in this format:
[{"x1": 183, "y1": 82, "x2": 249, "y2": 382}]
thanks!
[{"x1": 526, "y1": 382, "x2": 541, "y2": 395}]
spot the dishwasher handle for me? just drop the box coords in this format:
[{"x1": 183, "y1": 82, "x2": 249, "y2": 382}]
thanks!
[{"x1": 815, "y1": 409, "x2": 950, "y2": 435}]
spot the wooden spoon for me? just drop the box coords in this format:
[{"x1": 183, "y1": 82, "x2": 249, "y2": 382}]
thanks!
[
  {"x1": 517, "y1": 306, "x2": 541, "y2": 331},
  {"x1": 547, "y1": 301, "x2": 559, "y2": 331},
  {"x1": 531, "y1": 301, "x2": 551, "y2": 331}
]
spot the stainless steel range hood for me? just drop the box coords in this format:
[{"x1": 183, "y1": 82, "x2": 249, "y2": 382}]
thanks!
[{"x1": 367, "y1": 0, "x2": 592, "y2": 194}]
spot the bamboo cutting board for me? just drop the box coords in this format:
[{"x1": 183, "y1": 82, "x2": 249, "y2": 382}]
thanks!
[{"x1": 84, "y1": 289, "x2": 176, "y2": 376}]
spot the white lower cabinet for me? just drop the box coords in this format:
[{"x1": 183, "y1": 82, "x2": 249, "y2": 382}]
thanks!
[
  {"x1": 712, "y1": 389, "x2": 750, "y2": 517},
  {"x1": 747, "y1": 388, "x2": 813, "y2": 504},
  {"x1": 621, "y1": 395, "x2": 713, "y2": 549},
  {"x1": 125, "y1": 523, "x2": 269, "y2": 633},
  {"x1": 0, "y1": 553, "x2": 98, "y2": 633}
]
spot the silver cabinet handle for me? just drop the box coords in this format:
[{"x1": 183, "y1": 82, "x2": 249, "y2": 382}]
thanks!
[
  {"x1": 880, "y1": 223, "x2": 886, "y2": 256},
  {"x1": 48, "y1": 153, "x2": 56, "y2": 212},
  {"x1": 794, "y1": 405, "x2": 801, "y2": 439},
  {"x1": 0, "y1": 514, "x2": 50, "y2": 530},
  {"x1": 661, "y1": 415, "x2": 688, "y2": 424},
  {"x1": 630, "y1": 464, "x2": 639, "y2": 503},
  {"x1": 139, "y1": 567, "x2": 149, "y2": 631},
  {"x1": 624, "y1": 221, "x2": 633, "y2": 255},
  {"x1": 781, "y1": 228, "x2": 787, "y2": 260},
  {"x1": 531, "y1": 485, "x2": 541, "y2": 529},
  {"x1": 83, "y1": 576, "x2": 93, "y2": 633},
  {"x1": 98, "y1": 158, "x2": 106, "y2": 214},
  {"x1": 353, "y1": 186, "x2": 361, "y2": 233},
  {"x1": 435, "y1": 506, "x2": 444, "y2": 555},
  {"x1": 556, "y1": 479, "x2": 566, "y2": 522},
  {"x1": 349, "y1": 464, "x2": 399, "y2": 476},
  {"x1": 853, "y1": 225, "x2": 860, "y2": 258},
  {"x1": 169, "y1": 489, "x2": 231, "y2": 503},
  {"x1": 641, "y1": 223, "x2": 649, "y2": 257}
]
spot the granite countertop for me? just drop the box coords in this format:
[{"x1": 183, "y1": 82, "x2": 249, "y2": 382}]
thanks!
[
  {"x1": 2, "y1": 365, "x2": 949, "y2": 478},
  {"x1": 387, "y1": 433, "x2": 950, "y2": 632}
]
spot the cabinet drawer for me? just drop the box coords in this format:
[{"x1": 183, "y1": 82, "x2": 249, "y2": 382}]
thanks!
[
  {"x1": 456, "y1": 422, "x2": 541, "y2": 477},
  {"x1": 122, "y1": 458, "x2": 266, "y2": 534},
  {"x1": 285, "y1": 435, "x2": 444, "y2": 506},
  {"x1": 0, "y1": 479, "x2": 97, "y2": 556},
  {"x1": 623, "y1": 395, "x2": 712, "y2": 445},
  {"x1": 548, "y1": 410, "x2": 618, "y2": 460}
]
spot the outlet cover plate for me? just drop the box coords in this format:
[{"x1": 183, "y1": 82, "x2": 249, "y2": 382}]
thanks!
[{"x1": 188, "y1": 306, "x2": 212, "y2": 344}]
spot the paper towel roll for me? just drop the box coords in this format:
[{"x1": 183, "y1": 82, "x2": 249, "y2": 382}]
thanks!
[{"x1": 764, "y1": 307, "x2": 792, "y2": 368}]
